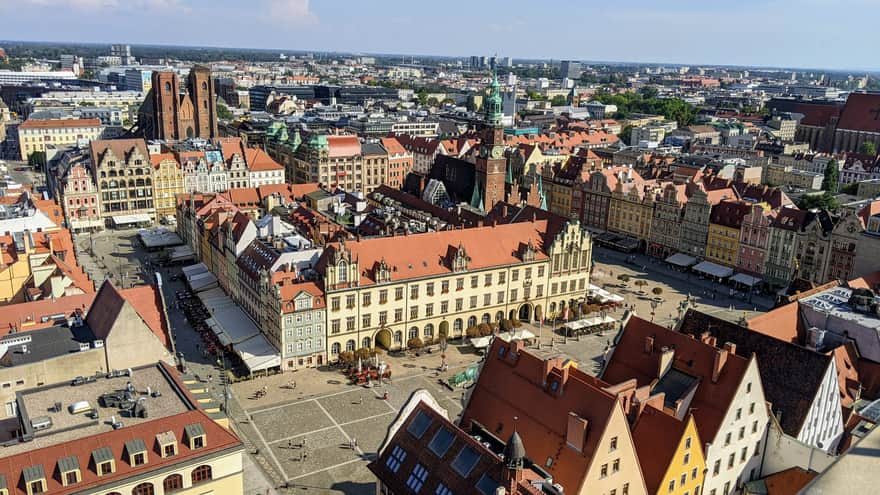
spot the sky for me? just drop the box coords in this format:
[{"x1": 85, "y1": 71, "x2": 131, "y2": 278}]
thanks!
[{"x1": 1, "y1": 0, "x2": 879, "y2": 71}]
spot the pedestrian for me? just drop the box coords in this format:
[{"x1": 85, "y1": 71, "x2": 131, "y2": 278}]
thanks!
[
  {"x1": 353, "y1": 437, "x2": 358, "y2": 448},
  {"x1": 359, "y1": 397, "x2": 363, "y2": 405},
  {"x1": 288, "y1": 439, "x2": 292, "y2": 450}
]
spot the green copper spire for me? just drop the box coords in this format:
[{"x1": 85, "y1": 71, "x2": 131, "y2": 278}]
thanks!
[
  {"x1": 470, "y1": 182, "x2": 483, "y2": 210},
  {"x1": 291, "y1": 128, "x2": 302, "y2": 152},
  {"x1": 485, "y1": 70, "x2": 503, "y2": 128}
]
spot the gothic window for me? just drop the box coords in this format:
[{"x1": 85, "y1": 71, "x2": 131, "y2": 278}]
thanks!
[
  {"x1": 337, "y1": 262, "x2": 348, "y2": 283},
  {"x1": 164, "y1": 82, "x2": 172, "y2": 92}
]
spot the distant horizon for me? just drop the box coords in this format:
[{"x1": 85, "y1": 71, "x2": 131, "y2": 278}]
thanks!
[
  {"x1": 1, "y1": 0, "x2": 878, "y2": 73},
  {"x1": 3, "y1": 38, "x2": 879, "y2": 76}
]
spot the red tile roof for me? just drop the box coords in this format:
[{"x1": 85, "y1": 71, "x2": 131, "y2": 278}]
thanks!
[
  {"x1": 244, "y1": 147, "x2": 283, "y2": 171},
  {"x1": 461, "y1": 339, "x2": 623, "y2": 492},
  {"x1": 0, "y1": 293, "x2": 95, "y2": 336},
  {"x1": 602, "y1": 316, "x2": 750, "y2": 443},
  {"x1": 836, "y1": 93, "x2": 880, "y2": 133},
  {"x1": 221, "y1": 188, "x2": 260, "y2": 207},
  {"x1": 279, "y1": 281, "x2": 325, "y2": 313},
  {"x1": 318, "y1": 221, "x2": 550, "y2": 286},
  {"x1": 327, "y1": 135, "x2": 361, "y2": 158},
  {"x1": 118, "y1": 285, "x2": 172, "y2": 349},
  {"x1": 20, "y1": 118, "x2": 101, "y2": 129},
  {"x1": 380, "y1": 136, "x2": 408, "y2": 156},
  {"x1": 761, "y1": 466, "x2": 816, "y2": 495},
  {"x1": 257, "y1": 183, "x2": 320, "y2": 204},
  {"x1": 0, "y1": 407, "x2": 240, "y2": 495}
]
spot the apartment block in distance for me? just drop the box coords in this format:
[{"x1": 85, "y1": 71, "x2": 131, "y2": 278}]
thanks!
[{"x1": 18, "y1": 118, "x2": 103, "y2": 160}]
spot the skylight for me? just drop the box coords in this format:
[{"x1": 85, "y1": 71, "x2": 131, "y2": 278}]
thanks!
[
  {"x1": 428, "y1": 427, "x2": 455, "y2": 457},
  {"x1": 407, "y1": 410, "x2": 433, "y2": 439},
  {"x1": 451, "y1": 445, "x2": 480, "y2": 477}
]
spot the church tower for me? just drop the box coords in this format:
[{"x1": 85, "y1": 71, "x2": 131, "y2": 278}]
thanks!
[
  {"x1": 474, "y1": 71, "x2": 506, "y2": 211},
  {"x1": 188, "y1": 65, "x2": 218, "y2": 138}
]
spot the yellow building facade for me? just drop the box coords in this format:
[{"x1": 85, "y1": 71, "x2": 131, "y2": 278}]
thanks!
[
  {"x1": 320, "y1": 220, "x2": 592, "y2": 359},
  {"x1": 656, "y1": 415, "x2": 706, "y2": 495},
  {"x1": 18, "y1": 118, "x2": 103, "y2": 160},
  {"x1": 152, "y1": 153, "x2": 186, "y2": 219},
  {"x1": 608, "y1": 184, "x2": 656, "y2": 242}
]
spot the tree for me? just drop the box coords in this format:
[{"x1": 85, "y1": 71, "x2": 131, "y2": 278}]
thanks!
[
  {"x1": 407, "y1": 337, "x2": 423, "y2": 350},
  {"x1": 338, "y1": 351, "x2": 355, "y2": 366},
  {"x1": 550, "y1": 95, "x2": 569, "y2": 107},
  {"x1": 216, "y1": 103, "x2": 234, "y2": 121},
  {"x1": 619, "y1": 125, "x2": 634, "y2": 145},
  {"x1": 426, "y1": 97, "x2": 439, "y2": 107},
  {"x1": 617, "y1": 274, "x2": 630, "y2": 283},
  {"x1": 652, "y1": 287, "x2": 663, "y2": 296},
  {"x1": 478, "y1": 322, "x2": 493, "y2": 336},
  {"x1": 499, "y1": 319, "x2": 512, "y2": 333},
  {"x1": 795, "y1": 192, "x2": 839, "y2": 211},
  {"x1": 634, "y1": 280, "x2": 648, "y2": 289},
  {"x1": 822, "y1": 159, "x2": 839, "y2": 193},
  {"x1": 860, "y1": 141, "x2": 877, "y2": 156},
  {"x1": 465, "y1": 326, "x2": 479, "y2": 338},
  {"x1": 841, "y1": 182, "x2": 859, "y2": 195},
  {"x1": 416, "y1": 89, "x2": 429, "y2": 106},
  {"x1": 27, "y1": 151, "x2": 46, "y2": 169}
]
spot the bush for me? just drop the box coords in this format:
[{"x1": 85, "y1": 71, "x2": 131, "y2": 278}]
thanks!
[
  {"x1": 354, "y1": 347, "x2": 373, "y2": 361},
  {"x1": 652, "y1": 287, "x2": 663, "y2": 296},
  {"x1": 338, "y1": 351, "x2": 355, "y2": 365},
  {"x1": 465, "y1": 326, "x2": 479, "y2": 338},
  {"x1": 499, "y1": 319, "x2": 512, "y2": 333},
  {"x1": 407, "y1": 337, "x2": 423, "y2": 350},
  {"x1": 423, "y1": 336, "x2": 434, "y2": 346},
  {"x1": 512, "y1": 319, "x2": 523, "y2": 328},
  {"x1": 617, "y1": 274, "x2": 630, "y2": 283},
  {"x1": 478, "y1": 322, "x2": 493, "y2": 336}
]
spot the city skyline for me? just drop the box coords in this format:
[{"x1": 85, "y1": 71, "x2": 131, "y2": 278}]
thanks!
[{"x1": 2, "y1": 0, "x2": 879, "y2": 71}]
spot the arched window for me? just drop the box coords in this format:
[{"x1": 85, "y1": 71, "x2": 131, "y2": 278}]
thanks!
[
  {"x1": 163, "y1": 474, "x2": 183, "y2": 493},
  {"x1": 362, "y1": 337, "x2": 371, "y2": 349},
  {"x1": 100, "y1": 171, "x2": 106, "y2": 178},
  {"x1": 164, "y1": 81, "x2": 172, "y2": 92},
  {"x1": 424, "y1": 324, "x2": 434, "y2": 338},
  {"x1": 337, "y1": 262, "x2": 348, "y2": 283},
  {"x1": 132, "y1": 482, "x2": 155, "y2": 495},
  {"x1": 201, "y1": 81, "x2": 208, "y2": 91},
  {"x1": 191, "y1": 465, "x2": 212, "y2": 485},
  {"x1": 408, "y1": 326, "x2": 418, "y2": 340},
  {"x1": 482, "y1": 313, "x2": 491, "y2": 323},
  {"x1": 100, "y1": 181, "x2": 108, "y2": 189},
  {"x1": 394, "y1": 331, "x2": 402, "y2": 344},
  {"x1": 495, "y1": 311, "x2": 504, "y2": 321},
  {"x1": 331, "y1": 342, "x2": 341, "y2": 355},
  {"x1": 345, "y1": 339, "x2": 355, "y2": 352},
  {"x1": 453, "y1": 319, "x2": 463, "y2": 332},
  {"x1": 467, "y1": 316, "x2": 477, "y2": 328}
]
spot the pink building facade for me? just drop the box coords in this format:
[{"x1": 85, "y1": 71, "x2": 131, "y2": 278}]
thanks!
[{"x1": 737, "y1": 204, "x2": 773, "y2": 277}]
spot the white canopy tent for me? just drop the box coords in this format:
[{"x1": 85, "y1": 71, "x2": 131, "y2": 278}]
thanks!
[
  {"x1": 187, "y1": 271, "x2": 218, "y2": 293},
  {"x1": 562, "y1": 316, "x2": 617, "y2": 335},
  {"x1": 469, "y1": 329, "x2": 536, "y2": 349},
  {"x1": 692, "y1": 261, "x2": 734, "y2": 279},
  {"x1": 731, "y1": 272, "x2": 762, "y2": 287},
  {"x1": 234, "y1": 334, "x2": 282, "y2": 373},
  {"x1": 665, "y1": 253, "x2": 698, "y2": 268},
  {"x1": 588, "y1": 284, "x2": 625, "y2": 304}
]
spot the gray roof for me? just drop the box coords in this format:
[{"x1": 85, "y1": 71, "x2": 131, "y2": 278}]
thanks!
[
  {"x1": 124, "y1": 438, "x2": 146, "y2": 454},
  {"x1": 4, "y1": 324, "x2": 96, "y2": 367},
  {"x1": 58, "y1": 455, "x2": 79, "y2": 473},
  {"x1": 92, "y1": 447, "x2": 113, "y2": 464},
  {"x1": 22, "y1": 464, "x2": 44, "y2": 482},
  {"x1": 361, "y1": 142, "x2": 387, "y2": 156}
]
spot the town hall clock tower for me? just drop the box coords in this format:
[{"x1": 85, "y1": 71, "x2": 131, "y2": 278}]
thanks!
[{"x1": 474, "y1": 72, "x2": 507, "y2": 211}]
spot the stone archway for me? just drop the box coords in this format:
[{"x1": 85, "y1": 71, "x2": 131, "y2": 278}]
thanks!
[
  {"x1": 508, "y1": 309, "x2": 516, "y2": 321},
  {"x1": 375, "y1": 328, "x2": 392, "y2": 350},
  {"x1": 518, "y1": 303, "x2": 533, "y2": 322},
  {"x1": 534, "y1": 304, "x2": 543, "y2": 322}
]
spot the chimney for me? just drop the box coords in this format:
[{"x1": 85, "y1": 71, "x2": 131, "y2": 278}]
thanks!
[
  {"x1": 565, "y1": 412, "x2": 589, "y2": 453},
  {"x1": 644, "y1": 336, "x2": 654, "y2": 354},
  {"x1": 723, "y1": 341, "x2": 737, "y2": 356},
  {"x1": 658, "y1": 346, "x2": 675, "y2": 379},
  {"x1": 712, "y1": 348, "x2": 729, "y2": 383}
]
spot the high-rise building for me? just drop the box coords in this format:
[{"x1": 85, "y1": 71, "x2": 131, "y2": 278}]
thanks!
[
  {"x1": 109, "y1": 43, "x2": 133, "y2": 65},
  {"x1": 137, "y1": 66, "x2": 218, "y2": 140},
  {"x1": 560, "y1": 60, "x2": 582, "y2": 80}
]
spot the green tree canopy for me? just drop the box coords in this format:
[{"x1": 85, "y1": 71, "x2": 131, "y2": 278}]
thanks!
[
  {"x1": 822, "y1": 159, "x2": 839, "y2": 193},
  {"x1": 795, "y1": 192, "x2": 839, "y2": 211},
  {"x1": 592, "y1": 90, "x2": 696, "y2": 126},
  {"x1": 216, "y1": 103, "x2": 234, "y2": 120},
  {"x1": 550, "y1": 95, "x2": 569, "y2": 106},
  {"x1": 860, "y1": 141, "x2": 878, "y2": 156}
]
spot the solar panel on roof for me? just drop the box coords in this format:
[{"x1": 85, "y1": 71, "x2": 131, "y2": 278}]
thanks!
[{"x1": 406, "y1": 410, "x2": 432, "y2": 439}]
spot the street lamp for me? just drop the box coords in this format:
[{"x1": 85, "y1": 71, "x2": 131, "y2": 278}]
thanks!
[{"x1": 650, "y1": 300, "x2": 658, "y2": 322}]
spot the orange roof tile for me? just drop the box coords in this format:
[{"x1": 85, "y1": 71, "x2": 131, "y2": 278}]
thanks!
[
  {"x1": 244, "y1": 147, "x2": 283, "y2": 171},
  {"x1": 327, "y1": 135, "x2": 361, "y2": 158},
  {"x1": 20, "y1": 118, "x2": 101, "y2": 129},
  {"x1": 762, "y1": 467, "x2": 816, "y2": 495},
  {"x1": 0, "y1": 293, "x2": 95, "y2": 336},
  {"x1": 603, "y1": 317, "x2": 750, "y2": 443},
  {"x1": 631, "y1": 407, "x2": 697, "y2": 494}
]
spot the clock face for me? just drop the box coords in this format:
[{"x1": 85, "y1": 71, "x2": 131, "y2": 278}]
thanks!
[{"x1": 491, "y1": 146, "x2": 504, "y2": 160}]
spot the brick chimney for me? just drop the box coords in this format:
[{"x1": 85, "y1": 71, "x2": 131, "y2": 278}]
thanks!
[
  {"x1": 712, "y1": 347, "x2": 729, "y2": 383},
  {"x1": 565, "y1": 412, "x2": 589, "y2": 452},
  {"x1": 723, "y1": 341, "x2": 737, "y2": 356}
]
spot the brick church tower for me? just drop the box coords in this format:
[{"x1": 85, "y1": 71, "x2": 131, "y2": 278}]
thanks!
[
  {"x1": 472, "y1": 72, "x2": 507, "y2": 211},
  {"x1": 138, "y1": 65, "x2": 218, "y2": 141}
]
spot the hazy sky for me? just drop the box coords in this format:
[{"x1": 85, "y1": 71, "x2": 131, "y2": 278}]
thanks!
[{"x1": 1, "y1": 0, "x2": 878, "y2": 70}]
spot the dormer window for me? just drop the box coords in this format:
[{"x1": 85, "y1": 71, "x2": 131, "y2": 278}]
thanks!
[
  {"x1": 58, "y1": 455, "x2": 80, "y2": 486},
  {"x1": 92, "y1": 447, "x2": 115, "y2": 476},
  {"x1": 157, "y1": 431, "x2": 178, "y2": 458},
  {"x1": 520, "y1": 240, "x2": 537, "y2": 262},
  {"x1": 451, "y1": 243, "x2": 470, "y2": 272},
  {"x1": 22, "y1": 465, "x2": 45, "y2": 495},
  {"x1": 125, "y1": 439, "x2": 148, "y2": 466},
  {"x1": 185, "y1": 423, "x2": 207, "y2": 450}
]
